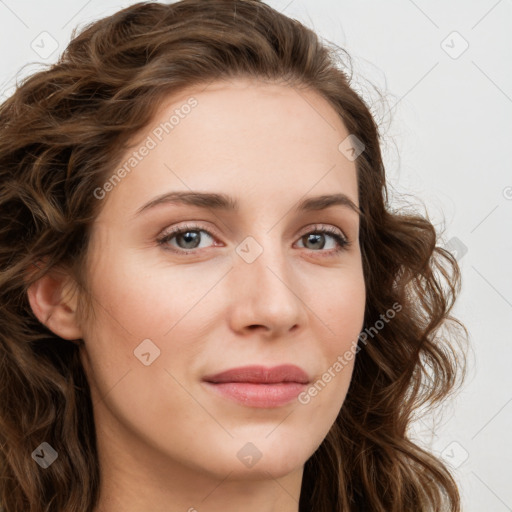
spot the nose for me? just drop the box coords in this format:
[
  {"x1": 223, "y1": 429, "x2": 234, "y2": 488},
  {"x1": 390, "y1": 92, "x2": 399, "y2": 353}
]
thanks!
[{"x1": 227, "y1": 239, "x2": 308, "y2": 338}]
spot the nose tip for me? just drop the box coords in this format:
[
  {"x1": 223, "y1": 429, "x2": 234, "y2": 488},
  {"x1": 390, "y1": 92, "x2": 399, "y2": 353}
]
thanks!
[{"x1": 228, "y1": 254, "x2": 307, "y2": 337}]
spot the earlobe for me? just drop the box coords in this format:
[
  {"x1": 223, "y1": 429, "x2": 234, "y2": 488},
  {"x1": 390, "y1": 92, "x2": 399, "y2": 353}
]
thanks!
[{"x1": 26, "y1": 267, "x2": 83, "y2": 341}]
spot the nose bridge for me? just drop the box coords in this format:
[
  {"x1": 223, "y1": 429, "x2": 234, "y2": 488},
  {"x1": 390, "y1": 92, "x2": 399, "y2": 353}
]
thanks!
[{"x1": 228, "y1": 230, "x2": 306, "y2": 335}]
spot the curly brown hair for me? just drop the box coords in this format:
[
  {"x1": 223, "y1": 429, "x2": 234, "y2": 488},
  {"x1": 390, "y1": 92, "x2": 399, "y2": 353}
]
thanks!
[{"x1": 0, "y1": 1, "x2": 467, "y2": 511}]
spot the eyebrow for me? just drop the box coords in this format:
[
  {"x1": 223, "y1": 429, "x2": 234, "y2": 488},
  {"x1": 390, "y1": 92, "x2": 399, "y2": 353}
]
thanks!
[{"x1": 134, "y1": 191, "x2": 361, "y2": 217}]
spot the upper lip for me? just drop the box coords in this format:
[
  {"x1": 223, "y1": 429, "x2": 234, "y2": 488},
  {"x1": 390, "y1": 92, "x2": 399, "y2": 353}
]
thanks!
[{"x1": 202, "y1": 364, "x2": 310, "y2": 384}]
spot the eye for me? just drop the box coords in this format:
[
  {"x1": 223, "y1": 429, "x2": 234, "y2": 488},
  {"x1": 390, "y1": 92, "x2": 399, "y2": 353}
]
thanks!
[
  {"x1": 157, "y1": 223, "x2": 350, "y2": 256},
  {"x1": 157, "y1": 224, "x2": 217, "y2": 254},
  {"x1": 295, "y1": 224, "x2": 350, "y2": 257}
]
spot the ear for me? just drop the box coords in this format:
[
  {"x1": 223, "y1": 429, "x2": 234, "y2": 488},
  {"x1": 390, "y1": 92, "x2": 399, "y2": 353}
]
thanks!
[{"x1": 26, "y1": 265, "x2": 84, "y2": 341}]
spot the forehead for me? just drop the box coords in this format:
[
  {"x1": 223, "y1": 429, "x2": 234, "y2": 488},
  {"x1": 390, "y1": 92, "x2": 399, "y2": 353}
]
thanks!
[{"x1": 96, "y1": 77, "x2": 358, "y2": 220}]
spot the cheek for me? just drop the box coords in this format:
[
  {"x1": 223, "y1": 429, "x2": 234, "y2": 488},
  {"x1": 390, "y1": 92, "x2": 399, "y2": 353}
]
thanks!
[
  {"x1": 318, "y1": 267, "x2": 366, "y2": 346},
  {"x1": 84, "y1": 251, "x2": 193, "y2": 339},
  {"x1": 299, "y1": 267, "x2": 365, "y2": 414},
  {"x1": 79, "y1": 250, "x2": 221, "y2": 387},
  {"x1": 78, "y1": 254, "x2": 208, "y2": 450}
]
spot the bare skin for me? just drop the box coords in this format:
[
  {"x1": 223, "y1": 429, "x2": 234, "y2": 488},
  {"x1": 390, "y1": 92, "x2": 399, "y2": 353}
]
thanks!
[{"x1": 28, "y1": 77, "x2": 366, "y2": 512}]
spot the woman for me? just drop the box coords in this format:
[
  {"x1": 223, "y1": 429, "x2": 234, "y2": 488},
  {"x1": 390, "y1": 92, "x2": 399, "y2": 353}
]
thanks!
[{"x1": 0, "y1": 1, "x2": 467, "y2": 511}]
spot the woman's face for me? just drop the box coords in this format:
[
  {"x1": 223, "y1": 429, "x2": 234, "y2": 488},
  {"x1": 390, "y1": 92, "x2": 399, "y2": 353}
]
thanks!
[{"x1": 79, "y1": 77, "x2": 365, "y2": 483}]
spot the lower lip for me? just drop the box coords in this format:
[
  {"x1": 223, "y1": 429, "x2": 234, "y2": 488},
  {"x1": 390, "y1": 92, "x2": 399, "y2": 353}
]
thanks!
[{"x1": 202, "y1": 381, "x2": 307, "y2": 408}]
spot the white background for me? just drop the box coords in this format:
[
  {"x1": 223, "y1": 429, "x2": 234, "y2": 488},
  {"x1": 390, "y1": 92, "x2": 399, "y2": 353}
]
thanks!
[{"x1": 0, "y1": 1, "x2": 511, "y2": 510}]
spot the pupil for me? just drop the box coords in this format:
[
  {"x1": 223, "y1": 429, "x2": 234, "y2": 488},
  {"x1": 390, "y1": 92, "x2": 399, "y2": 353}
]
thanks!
[
  {"x1": 179, "y1": 231, "x2": 200, "y2": 249},
  {"x1": 306, "y1": 233, "x2": 325, "y2": 250}
]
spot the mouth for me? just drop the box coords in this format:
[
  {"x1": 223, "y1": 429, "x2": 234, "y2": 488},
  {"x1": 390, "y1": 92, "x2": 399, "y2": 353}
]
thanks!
[{"x1": 201, "y1": 364, "x2": 310, "y2": 408}]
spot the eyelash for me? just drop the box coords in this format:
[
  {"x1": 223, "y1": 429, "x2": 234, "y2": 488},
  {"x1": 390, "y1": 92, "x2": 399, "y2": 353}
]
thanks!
[{"x1": 156, "y1": 223, "x2": 351, "y2": 258}]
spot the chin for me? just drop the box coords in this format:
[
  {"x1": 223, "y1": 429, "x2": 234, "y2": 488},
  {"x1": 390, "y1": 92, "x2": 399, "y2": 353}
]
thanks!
[{"x1": 230, "y1": 437, "x2": 312, "y2": 479}]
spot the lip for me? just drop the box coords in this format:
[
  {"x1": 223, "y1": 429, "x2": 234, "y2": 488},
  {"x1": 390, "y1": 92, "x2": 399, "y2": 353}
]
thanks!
[
  {"x1": 202, "y1": 364, "x2": 310, "y2": 408},
  {"x1": 202, "y1": 364, "x2": 310, "y2": 384}
]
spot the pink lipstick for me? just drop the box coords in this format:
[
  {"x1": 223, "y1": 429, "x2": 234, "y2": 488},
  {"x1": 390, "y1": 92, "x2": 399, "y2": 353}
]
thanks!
[{"x1": 202, "y1": 364, "x2": 309, "y2": 408}]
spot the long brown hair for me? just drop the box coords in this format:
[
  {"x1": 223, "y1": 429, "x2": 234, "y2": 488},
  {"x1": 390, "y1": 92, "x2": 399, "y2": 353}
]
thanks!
[{"x1": 0, "y1": 1, "x2": 467, "y2": 510}]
